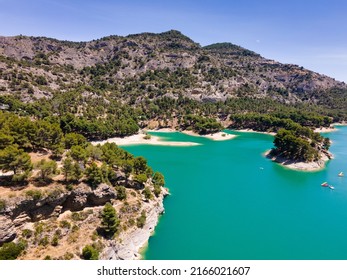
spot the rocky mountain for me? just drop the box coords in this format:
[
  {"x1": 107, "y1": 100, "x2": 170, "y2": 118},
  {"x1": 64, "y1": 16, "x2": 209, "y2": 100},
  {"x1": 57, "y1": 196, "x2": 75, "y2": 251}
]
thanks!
[{"x1": 0, "y1": 30, "x2": 345, "y2": 105}]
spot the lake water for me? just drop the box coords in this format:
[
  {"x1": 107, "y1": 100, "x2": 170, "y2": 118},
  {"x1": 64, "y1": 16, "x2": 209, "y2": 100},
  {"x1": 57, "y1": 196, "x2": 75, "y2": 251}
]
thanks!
[{"x1": 122, "y1": 126, "x2": 347, "y2": 260}]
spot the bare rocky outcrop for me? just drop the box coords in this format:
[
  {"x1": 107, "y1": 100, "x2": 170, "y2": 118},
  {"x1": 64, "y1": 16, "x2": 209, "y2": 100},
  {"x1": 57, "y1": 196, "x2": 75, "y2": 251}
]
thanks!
[
  {"x1": 0, "y1": 216, "x2": 16, "y2": 245},
  {"x1": 0, "y1": 183, "x2": 117, "y2": 244}
]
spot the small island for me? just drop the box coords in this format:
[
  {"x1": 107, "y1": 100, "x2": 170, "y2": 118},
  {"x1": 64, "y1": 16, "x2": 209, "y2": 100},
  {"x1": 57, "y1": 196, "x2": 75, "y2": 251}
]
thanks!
[
  {"x1": 229, "y1": 113, "x2": 333, "y2": 170},
  {"x1": 267, "y1": 128, "x2": 332, "y2": 171}
]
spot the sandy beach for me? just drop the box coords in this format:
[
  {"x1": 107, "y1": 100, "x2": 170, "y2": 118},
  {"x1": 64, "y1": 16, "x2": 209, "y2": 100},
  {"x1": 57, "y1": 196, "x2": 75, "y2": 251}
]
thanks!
[
  {"x1": 314, "y1": 126, "x2": 337, "y2": 133},
  {"x1": 236, "y1": 129, "x2": 276, "y2": 136},
  {"x1": 91, "y1": 131, "x2": 200, "y2": 146},
  {"x1": 181, "y1": 130, "x2": 237, "y2": 140}
]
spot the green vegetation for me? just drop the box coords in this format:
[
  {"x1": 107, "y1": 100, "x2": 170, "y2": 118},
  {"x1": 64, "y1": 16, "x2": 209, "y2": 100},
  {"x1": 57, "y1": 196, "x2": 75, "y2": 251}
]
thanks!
[
  {"x1": 152, "y1": 171, "x2": 165, "y2": 197},
  {"x1": 0, "y1": 199, "x2": 6, "y2": 211},
  {"x1": 0, "y1": 144, "x2": 32, "y2": 182},
  {"x1": 272, "y1": 129, "x2": 321, "y2": 162},
  {"x1": 82, "y1": 244, "x2": 99, "y2": 260},
  {"x1": 0, "y1": 30, "x2": 346, "y2": 259},
  {"x1": 85, "y1": 162, "x2": 104, "y2": 188},
  {"x1": 0, "y1": 241, "x2": 26, "y2": 260},
  {"x1": 36, "y1": 159, "x2": 58, "y2": 181},
  {"x1": 25, "y1": 189, "x2": 43, "y2": 200},
  {"x1": 115, "y1": 186, "x2": 127, "y2": 200},
  {"x1": 142, "y1": 187, "x2": 153, "y2": 201},
  {"x1": 230, "y1": 112, "x2": 330, "y2": 161},
  {"x1": 183, "y1": 114, "x2": 223, "y2": 134},
  {"x1": 136, "y1": 210, "x2": 147, "y2": 228},
  {"x1": 100, "y1": 202, "x2": 119, "y2": 237}
]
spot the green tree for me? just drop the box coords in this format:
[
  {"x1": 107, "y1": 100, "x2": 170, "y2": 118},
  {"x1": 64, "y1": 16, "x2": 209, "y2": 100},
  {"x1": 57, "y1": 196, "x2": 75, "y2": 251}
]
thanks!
[
  {"x1": 86, "y1": 145, "x2": 103, "y2": 161},
  {"x1": 135, "y1": 173, "x2": 147, "y2": 184},
  {"x1": 133, "y1": 156, "x2": 147, "y2": 174},
  {"x1": 0, "y1": 241, "x2": 26, "y2": 260},
  {"x1": 64, "y1": 133, "x2": 87, "y2": 149},
  {"x1": 153, "y1": 172, "x2": 165, "y2": 187},
  {"x1": 62, "y1": 156, "x2": 74, "y2": 182},
  {"x1": 36, "y1": 159, "x2": 58, "y2": 181},
  {"x1": 34, "y1": 121, "x2": 63, "y2": 150},
  {"x1": 101, "y1": 202, "x2": 119, "y2": 237},
  {"x1": 123, "y1": 164, "x2": 132, "y2": 182},
  {"x1": 0, "y1": 132, "x2": 14, "y2": 149},
  {"x1": 0, "y1": 145, "x2": 32, "y2": 181},
  {"x1": 115, "y1": 186, "x2": 127, "y2": 200},
  {"x1": 82, "y1": 245, "x2": 99, "y2": 260},
  {"x1": 142, "y1": 187, "x2": 153, "y2": 201},
  {"x1": 72, "y1": 162, "x2": 83, "y2": 181},
  {"x1": 85, "y1": 162, "x2": 103, "y2": 188},
  {"x1": 69, "y1": 145, "x2": 88, "y2": 164}
]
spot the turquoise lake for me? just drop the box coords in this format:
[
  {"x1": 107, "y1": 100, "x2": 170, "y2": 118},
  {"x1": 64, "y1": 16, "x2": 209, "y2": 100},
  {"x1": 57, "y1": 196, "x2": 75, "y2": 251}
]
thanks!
[{"x1": 122, "y1": 126, "x2": 347, "y2": 260}]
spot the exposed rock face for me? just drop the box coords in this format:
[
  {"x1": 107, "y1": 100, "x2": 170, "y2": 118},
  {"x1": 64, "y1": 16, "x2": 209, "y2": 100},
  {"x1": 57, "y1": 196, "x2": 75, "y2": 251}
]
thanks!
[
  {"x1": 0, "y1": 183, "x2": 117, "y2": 243},
  {"x1": 0, "y1": 30, "x2": 345, "y2": 105},
  {"x1": 101, "y1": 187, "x2": 169, "y2": 260},
  {"x1": 0, "y1": 216, "x2": 16, "y2": 245}
]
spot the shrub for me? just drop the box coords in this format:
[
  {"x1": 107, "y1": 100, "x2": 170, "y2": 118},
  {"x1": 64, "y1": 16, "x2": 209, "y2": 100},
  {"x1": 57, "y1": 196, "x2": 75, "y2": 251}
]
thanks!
[
  {"x1": 115, "y1": 186, "x2": 127, "y2": 200},
  {"x1": 153, "y1": 185, "x2": 161, "y2": 197},
  {"x1": 82, "y1": 245, "x2": 99, "y2": 260},
  {"x1": 39, "y1": 236, "x2": 49, "y2": 247},
  {"x1": 152, "y1": 172, "x2": 165, "y2": 187},
  {"x1": 59, "y1": 220, "x2": 71, "y2": 229},
  {"x1": 0, "y1": 241, "x2": 26, "y2": 260},
  {"x1": 51, "y1": 234, "x2": 59, "y2": 246},
  {"x1": 135, "y1": 173, "x2": 147, "y2": 184},
  {"x1": 142, "y1": 187, "x2": 152, "y2": 200},
  {"x1": 0, "y1": 199, "x2": 5, "y2": 211},
  {"x1": 25, "y1": 190, "x2": 42, "y2": 200},
  {"x1": 63, "y1": 252, "x2": 74, "y2": 260},
  {"x1": 22, "y1": 229, "x2": 33, "y2": 239},
  {"x1": 136, "y1": 211, "x2": 147, "y2": 228}
]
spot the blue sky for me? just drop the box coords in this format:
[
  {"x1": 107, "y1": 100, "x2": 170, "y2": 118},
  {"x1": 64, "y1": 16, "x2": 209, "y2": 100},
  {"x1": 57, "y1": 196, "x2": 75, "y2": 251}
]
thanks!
[{"x1": 1, "y1": 0, "x2": 346, "y2": 82}]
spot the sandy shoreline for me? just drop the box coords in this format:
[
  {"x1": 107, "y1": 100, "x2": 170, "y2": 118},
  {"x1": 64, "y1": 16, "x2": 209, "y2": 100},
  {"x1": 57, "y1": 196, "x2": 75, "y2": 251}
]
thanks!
[
  {"x1": 313, "y1": 127, "x2": 337, "y2": 133},
  {"x1": 91, "y1": 131, "x2": 200, "y2": 146},
  {"x1": 235, "y1": 129, "x2": 276, "y2": 136},
  {"x1": 92, "y1": 129, "x2": 238, "y2": 146},
  {"x1": 180, "y1": 130, "x2": 237, "y2": 141}
]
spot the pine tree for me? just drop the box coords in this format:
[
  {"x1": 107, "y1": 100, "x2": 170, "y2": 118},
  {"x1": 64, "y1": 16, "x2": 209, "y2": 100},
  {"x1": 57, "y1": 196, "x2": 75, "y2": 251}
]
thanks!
[
  {"x1": 101, "y1": 202, "x2": 119, "y2": 237},
  {"x1": 36, "y1": 159, "x2": 58, "y2": 181},
  {"x1": 0, "y1": 145, "x2": 32, "y2": 181}
]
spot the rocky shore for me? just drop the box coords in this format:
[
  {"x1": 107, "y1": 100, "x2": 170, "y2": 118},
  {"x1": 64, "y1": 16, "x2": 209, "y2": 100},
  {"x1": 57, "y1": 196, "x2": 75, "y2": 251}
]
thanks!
[
  {"x1": 265, "y1": 150, "x2": 333, "y2": 171},
  {"x1": 101, "y1": 188, "x2": 169, "y2": 260}
]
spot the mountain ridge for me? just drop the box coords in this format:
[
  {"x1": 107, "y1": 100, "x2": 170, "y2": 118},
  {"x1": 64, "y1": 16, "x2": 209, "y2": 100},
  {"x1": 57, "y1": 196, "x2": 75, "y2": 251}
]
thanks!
[
  {"x1": 1, "y1": 30, "x2": 347, "y2": 134},
  {"x1": 0, "y1": 29, "x2": 344, "y2": 105}
]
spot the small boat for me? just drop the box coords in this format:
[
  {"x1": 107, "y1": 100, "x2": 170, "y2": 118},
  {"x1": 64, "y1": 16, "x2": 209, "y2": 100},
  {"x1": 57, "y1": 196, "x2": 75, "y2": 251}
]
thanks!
[
  {"x1": 329, "y1": 185, "x2": 335, "y2": 190},
  {"x1": 321, "y1": 182, "x2": 329, "y2": 187},
  {"x1": 338, "y1": 172, "x2": 344, "y2": 177}
]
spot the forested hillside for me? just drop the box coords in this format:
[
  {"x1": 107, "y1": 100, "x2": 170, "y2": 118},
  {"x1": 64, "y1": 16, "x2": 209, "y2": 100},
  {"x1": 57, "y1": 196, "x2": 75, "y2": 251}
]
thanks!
[{"x1": 0, "y1": 30, "x2": 346, "y2": 162}]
